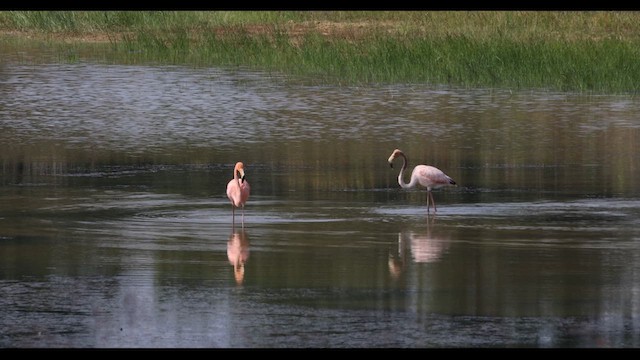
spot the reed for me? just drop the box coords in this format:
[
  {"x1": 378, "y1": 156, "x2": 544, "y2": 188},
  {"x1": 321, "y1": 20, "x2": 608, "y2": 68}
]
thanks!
[{"x1": 2, "y1": 11, "x2": 640, "y2": 93}]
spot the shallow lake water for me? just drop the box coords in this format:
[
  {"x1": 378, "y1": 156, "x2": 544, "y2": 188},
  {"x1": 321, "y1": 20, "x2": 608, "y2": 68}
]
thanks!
[{"x1": 1, "y1": 53, "x2": 640, "y2": 347}]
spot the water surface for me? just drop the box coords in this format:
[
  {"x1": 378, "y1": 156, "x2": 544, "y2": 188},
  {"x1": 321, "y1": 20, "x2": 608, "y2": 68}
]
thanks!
[{"x1": 1, "y1": 55, "x2": 640, "y2": 348}]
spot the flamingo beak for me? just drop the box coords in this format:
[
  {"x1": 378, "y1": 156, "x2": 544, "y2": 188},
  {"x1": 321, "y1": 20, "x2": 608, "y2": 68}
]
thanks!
[
  {"x1": 389, "y1": 162, "x2": 393, "y2": 168},
  {"x1": 239, "y1": 169, "x2": 246, "y2": 183}
]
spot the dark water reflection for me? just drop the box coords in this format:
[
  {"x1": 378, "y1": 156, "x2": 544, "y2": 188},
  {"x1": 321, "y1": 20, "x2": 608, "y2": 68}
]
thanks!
[
  {"x1": 1, "y1": 59, "x2": 640, "y2": 347},
  {"x1": 227, "y1": 228, "x2": 250, "y2": 286}
]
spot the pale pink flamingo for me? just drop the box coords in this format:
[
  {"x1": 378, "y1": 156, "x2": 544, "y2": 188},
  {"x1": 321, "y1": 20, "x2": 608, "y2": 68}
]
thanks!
[
  {"x1": 388, "y1": 149, "x2": 456, "y2": 213},
  {"x1": 226, "y1": 161, "x2": 250, "y2": 226}
]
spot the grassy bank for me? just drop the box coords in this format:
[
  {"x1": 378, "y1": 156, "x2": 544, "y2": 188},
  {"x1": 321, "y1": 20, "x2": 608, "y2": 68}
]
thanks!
[{"x1": 1, "y1": 11, "x2": 640, "y2": 93}]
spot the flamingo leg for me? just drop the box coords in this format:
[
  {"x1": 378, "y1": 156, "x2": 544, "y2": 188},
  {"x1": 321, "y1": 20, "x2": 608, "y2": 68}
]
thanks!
[
  {"x1": 232, "y1": 206, "x2": 236, "y2": 225},
  {"x1": 426, "y1": 191, "x2": 430, "y2": 214},
  {"x1": 429, "y1": 191, "x2": 437, "y2": 213}
]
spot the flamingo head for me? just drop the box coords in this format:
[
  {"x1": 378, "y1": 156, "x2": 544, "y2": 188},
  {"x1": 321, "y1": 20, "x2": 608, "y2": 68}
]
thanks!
[
  {"x1": 388, "y1": 149, "x2": 403, "y2": 168},
  {"x1": 235, "y1": 162, "x2": 246, "y2": 183}
]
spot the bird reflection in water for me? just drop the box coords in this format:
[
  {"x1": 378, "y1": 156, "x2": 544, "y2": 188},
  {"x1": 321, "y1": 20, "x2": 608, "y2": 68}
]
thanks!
[
  {"x1": 227, "y1": 228, "x2": 250, "y2": 285},
  {"x1": 389, "y1": 218, "x2": 451, "y2": 279}
]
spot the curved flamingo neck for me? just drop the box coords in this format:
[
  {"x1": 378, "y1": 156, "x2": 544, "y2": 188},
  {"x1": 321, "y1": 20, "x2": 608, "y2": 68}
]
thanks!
[
  {"x1": 397, "y1": 152, "x2": 419, "y2": 189},
  {"x1": 233, "y1": 165, "x2": 242, "y2": 188}
]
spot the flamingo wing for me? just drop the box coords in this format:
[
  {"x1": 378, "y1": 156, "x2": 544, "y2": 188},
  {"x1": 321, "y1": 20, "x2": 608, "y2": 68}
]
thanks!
[
  {"x1": 415, "y1": 165, "x2": 455, "y2": 189},
  {"x1": 227, "y1": 179, "x2": 243, "y2": 207},
  {"x1": 239, "y1": 181, "x2": 250, "y2": 205}
]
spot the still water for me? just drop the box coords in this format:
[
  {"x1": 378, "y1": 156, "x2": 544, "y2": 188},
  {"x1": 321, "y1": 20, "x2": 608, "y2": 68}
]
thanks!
[{"x1": 1, "y1": 57, "x2": 640, "y2": 348}]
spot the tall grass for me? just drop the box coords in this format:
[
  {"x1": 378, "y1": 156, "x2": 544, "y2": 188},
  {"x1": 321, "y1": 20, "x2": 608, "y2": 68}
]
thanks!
[{"x1": 2, "y1": 11, "x2": 640, "y2": 93}]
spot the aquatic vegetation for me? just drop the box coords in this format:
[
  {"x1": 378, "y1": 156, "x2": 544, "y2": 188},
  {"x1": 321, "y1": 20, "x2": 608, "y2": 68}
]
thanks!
[{"x1": 2, "y1": 11, "x2": 640, "y2": 93}]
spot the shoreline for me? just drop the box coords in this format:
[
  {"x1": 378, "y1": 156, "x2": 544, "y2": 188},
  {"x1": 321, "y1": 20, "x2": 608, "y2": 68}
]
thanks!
[{"x1": 2, "y1": 11, "x2": 640, "y2": 93}]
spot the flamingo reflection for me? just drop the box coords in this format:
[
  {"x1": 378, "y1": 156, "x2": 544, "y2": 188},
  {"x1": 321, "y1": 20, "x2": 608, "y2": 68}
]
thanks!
[
  {"x1": 389, "y1": 220, "x2": 451, "y2": 278},
  {"x1": 227, "y1": 228, "x2": 250, "y2": 285}
]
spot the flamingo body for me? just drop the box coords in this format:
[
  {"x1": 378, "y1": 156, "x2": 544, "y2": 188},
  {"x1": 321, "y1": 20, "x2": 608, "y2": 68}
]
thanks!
[
  {"x1": 226, "y1": 162, "x2": 250, "y2": 225},
  {"x1": 388, "y1": 149, "x2": 455, "y2": 213},
  {"x1": 410, "y1": 164, "x2": 455, "y2": 191}
]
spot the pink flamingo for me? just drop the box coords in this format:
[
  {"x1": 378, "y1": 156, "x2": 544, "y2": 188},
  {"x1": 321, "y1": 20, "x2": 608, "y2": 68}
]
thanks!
[
  {"x1": 226, "y1": 162, "x2": 250, "y2": 225},
  {"x1": 388, "y1": 149, "x2": 456, "y2": 213}
]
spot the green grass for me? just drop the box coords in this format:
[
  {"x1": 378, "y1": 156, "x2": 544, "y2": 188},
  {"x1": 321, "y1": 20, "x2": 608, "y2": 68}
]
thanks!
[{"x1": 2, "y1": 11, "x2": 640, "y2": 93}]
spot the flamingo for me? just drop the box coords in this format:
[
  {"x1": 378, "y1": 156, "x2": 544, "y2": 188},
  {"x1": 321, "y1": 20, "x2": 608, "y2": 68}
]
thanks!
[
  {"x1": 387, "y1": 148, "x2": 456, "y2": 213},
  {"x1": 226, "y1": 161, "x2": 250, "y2": 226}
]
